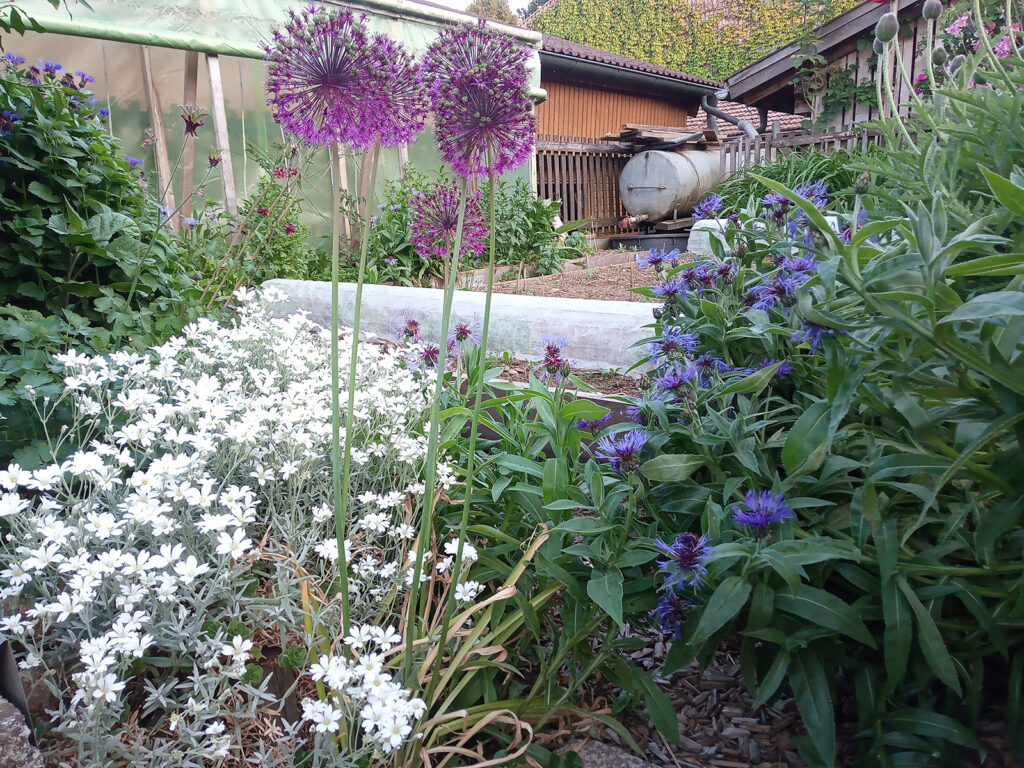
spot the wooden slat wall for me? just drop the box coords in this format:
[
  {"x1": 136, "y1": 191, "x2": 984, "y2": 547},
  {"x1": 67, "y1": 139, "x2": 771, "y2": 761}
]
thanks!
[
  {"x1": 720, "y1": 125, "x2": 886, "y2": 176},
  {"x1": 535, "y1": 134, "x2": 633, "y2": 236},
  {"x1": 536, "y1": 80, "x2": 693, "y2": 140}
]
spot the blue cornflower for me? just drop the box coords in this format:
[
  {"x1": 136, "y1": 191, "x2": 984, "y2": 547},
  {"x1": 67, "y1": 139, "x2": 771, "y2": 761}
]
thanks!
[
  {"x1": 76, "y1": 70, "x2": 95, "y2": 84},
  {"x1": 715, "y1": 262, "x2": 736, "y2": 283},
  {"x1": 692, "y1": 193, "x2": 723, "y2": 221},
  {"x1": 0, "y1": 110, "x2": 21, "y2": 138},
  {"x1": 840, "y1": 208, "x2": 870, "y2": 245},
  {"x1": 125, "y1": 155, "x2": 143, "y2": 169},
  {"x1": 636, "y1": 247, "x2": 680, "y2": 269},
  {"x1": 624, "y1": 403, "x2": 644, "y2": 424},
  {"x1": 756, "y1": 358, "x2": 792, "y2": 376},
  {"x1": 651, "y1": 278, "x2": 686, "y2": 301},
  {"x1": 749, "y1": 275, "x2": 800, "y2": 312},
  {"x1": 693, "y1": 351, "x2": 728, "y2": 385},
  {"x1": 533, "y1": 335, "x2": 571, "y2": 383},
  {"x1": 782, "y1": 256, "x2": 819, "y2": 275},
  {"x1": 5, "y1": 54, "x2": 26, "y2": 65},
  {"x1": 732, "y1": 489, "x2": 794, "y2": 530},
  {"x1": 42, "y1": 60, "x2": 62, "y2": 75},
  {"x1": 183, "y1": 217, "x2": 200, "y2": 227},
  {"x1": 653, "y1": 361, "x2": 697, "y2": 396},
  {"x1": 447, "y1": 318, "x2": 481, "y2": 353},
  {"x1": 795, "y1": 180, "x2": 828, "y2": 210},
  {"x1": 406, "y1": 343, "x2": 441, "y2": 372},
  {"x1": 652, "y1": 591, "x2": 690, "y2": 639},
  {"x1": 159, "y1": 205, "x2": 172, "y2": 220},
  {"x1": 98, "y1": 108, "x2": 110, "y2": 118},
  {"x1": 762, "y1": 190, "x2": 788, "y2": 208},
  {"x1": 594, "y1": 429, "x2": 649, "y2": 473},
  {"x1": 576, "y1": 413, "x2": 612, "y2": 432},
  {"x1": 656, "y1": 532, "x2": 712, "y2": 590},
  {"x1": 791, "y1": 320, "x2": 835, "y2": 354},
  {"x1": 678, "y1": 265, "x2": 716, "y2": 293},
  {"x1": 648, "y1": 327, "x2": 697, "y2": 362}
]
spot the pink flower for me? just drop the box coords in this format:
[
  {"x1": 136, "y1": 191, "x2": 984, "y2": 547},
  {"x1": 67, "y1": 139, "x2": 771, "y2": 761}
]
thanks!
[{"x1": 945, "y1": 14, "x2": 970, "y2": 35}]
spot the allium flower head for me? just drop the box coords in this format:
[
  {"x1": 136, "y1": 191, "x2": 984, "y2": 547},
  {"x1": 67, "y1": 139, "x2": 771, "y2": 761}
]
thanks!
[
  {"x1": 656, "y1": 532, "x2": 712, "y2": 590},
  {"x1": 636, "y1": 247, "x2": 680, "y2": 269},
  {"x1": 693, "y1": 193, "x2": 723, "y2": 221},
  {"x1": 652, "y1": 591, "x2": 690, "y2": 639},
  {"x1": 409, "y1": 181, "x2": 488, "y2": 262},
  {"x1": 732, "y1": 489, "x2": 794, "y2": 531},
  {"x1": 532, "y1": 335, "x2": 571, "y2": 383},
  {"x1": 367, "y1": 35, "x2": 429, "y2": 147},
  {"x1": 594, "y1": 429, "x2": 649, "y2": 473},
  {"x1": 264, "y1": 5, "x2": 384, "y2": 147},
  {"x1": 422, "y1": 21, "x2": 535, "y2": 177}
]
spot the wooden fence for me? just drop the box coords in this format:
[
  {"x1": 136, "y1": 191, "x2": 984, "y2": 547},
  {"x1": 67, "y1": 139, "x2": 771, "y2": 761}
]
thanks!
[
  {"x1": 535, "y1": 134, "x2": 633, "y2": 236},
  {"x1": 718, "y1": 125, "x2": 883, "y2": 176}
]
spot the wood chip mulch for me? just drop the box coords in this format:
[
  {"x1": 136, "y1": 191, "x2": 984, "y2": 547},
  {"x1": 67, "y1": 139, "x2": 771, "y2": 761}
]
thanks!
[{"x1": 492, "y1": 257, "x2": 658, "y2": 303}]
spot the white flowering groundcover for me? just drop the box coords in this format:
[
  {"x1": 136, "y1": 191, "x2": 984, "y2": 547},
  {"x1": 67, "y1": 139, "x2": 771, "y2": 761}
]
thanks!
[{"x1": 0, "y1": 290, "x2": 484, "y2": 766}]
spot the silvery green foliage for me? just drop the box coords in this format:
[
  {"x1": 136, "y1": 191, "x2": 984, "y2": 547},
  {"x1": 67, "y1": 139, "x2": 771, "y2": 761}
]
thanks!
[{"x1": 0, "y1": 289, "x2": 477, "y2": 765}]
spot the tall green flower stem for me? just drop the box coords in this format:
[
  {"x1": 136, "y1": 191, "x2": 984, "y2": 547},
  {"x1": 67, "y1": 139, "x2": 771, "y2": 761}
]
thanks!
[
  {"x1": 427, "y1": 162, "x2": 498, "y2": 697},
  {"x1": 334, "y1": 139, "x2": 382, "y2": 643},
  {"x1": 404, "y1": 177, "x2": 470, "y2": 682}
]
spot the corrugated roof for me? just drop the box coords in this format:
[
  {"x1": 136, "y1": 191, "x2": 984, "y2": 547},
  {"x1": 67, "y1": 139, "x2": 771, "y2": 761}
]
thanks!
[
  {"x1": 541, "y1": 34, "x2": 723, "y2": 89},
  {"x1": 687, "y1": 101, "x2": 806, "y2": 135}
]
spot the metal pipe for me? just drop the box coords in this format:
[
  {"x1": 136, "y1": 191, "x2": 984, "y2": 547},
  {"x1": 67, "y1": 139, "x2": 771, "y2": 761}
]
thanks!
[
  {"x1": 647, "y1": 130, "x2": 706, "y2": 151},
  {"x1": 620, "y1": 214, "x2": 649, "y2": 228},
  {"x1": 701, "y1": 94, "x2": 759, "y2": 139}
]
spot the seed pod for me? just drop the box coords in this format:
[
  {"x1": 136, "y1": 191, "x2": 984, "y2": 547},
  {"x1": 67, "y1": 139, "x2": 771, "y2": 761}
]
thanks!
[
  {"x1": 950, "y1": 54, "x2": 966, "y2": 72},
  {"x1": 875, "y1": 12, "x2": 899, "y2": 43},
  {"x1": 873, "y1": 37, "x2": 886, "y2": 55},
  {"x1": 855, "y1": 172, "x2": 871, "y2": 195},
  {"x1": 932, "y1": 44, "x2": 948, "y2": 66},
  {"x1": 922, "y1": 0, "x2": 942, "y2": 20}
]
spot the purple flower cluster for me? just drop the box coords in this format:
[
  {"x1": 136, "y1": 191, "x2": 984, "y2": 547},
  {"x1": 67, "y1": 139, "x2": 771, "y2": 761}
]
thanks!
[
  {"x1": 652, "y1": 591, "x2": 689, "y2": 639},
  {"x1": 794, "y1": 180, "x2": 828, "y2": 211},
  {"x1": 647, "y1": 326, "x2": 697, "y2": 364},
  {"x1": 635, "y1": 247, "x2": 680, "y2": 269},
  {"x1": 409, "y1": 181, "x2": 488, "y2": 262},
  {"x1": 594, "y1": 429, "x2": 649, "y2": 473},
  {"x1": 532, "y1": 335, "x2": 571, "y2": 383},
  {"x1": 653, "y1": 361, "x2": 697, "y2": 397},
  {"x1": 656, "y1": 533, "x2": 712, "y2": 590},
  {"x1": 447, "y1": 318, "x2": 480, "y2": 352},
  {"x1": 576, "y1": 413, "x2": 612, "y2": 432},
  {"x1": 369, "y1": 35, "x2": 429, "y2": 147},
  {"x1": 421, "y1": 21, "x2": 535, "y2": 177},
  {"x1": 692, "y1": 193, "x2": 723, "y2": 221},
  {"x1": 732, "y1": 489, "x2": 794, "y2": 531},
  {"x1": 395, "y1": 313, "x2": 424, "y2": 343}
]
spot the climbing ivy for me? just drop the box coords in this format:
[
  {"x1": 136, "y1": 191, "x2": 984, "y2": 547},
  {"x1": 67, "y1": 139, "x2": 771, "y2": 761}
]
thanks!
[{"x1": 532, "y1": 0, "x2": 861, "y2": 81}]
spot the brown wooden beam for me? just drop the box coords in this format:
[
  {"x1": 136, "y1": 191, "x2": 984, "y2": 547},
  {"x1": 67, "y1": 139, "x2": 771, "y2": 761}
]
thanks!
[
  {"x1": 140, "y1": 45, "x2": 176, "y2": 229},
  {"x1": 180, "y1": 50, "x2": 199, "y2": 220}
]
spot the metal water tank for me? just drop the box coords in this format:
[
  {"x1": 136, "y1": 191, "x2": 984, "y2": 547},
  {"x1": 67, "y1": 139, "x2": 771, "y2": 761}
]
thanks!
[{"x1": 619, "y1": 149, "x2": 723, "y2": 221}]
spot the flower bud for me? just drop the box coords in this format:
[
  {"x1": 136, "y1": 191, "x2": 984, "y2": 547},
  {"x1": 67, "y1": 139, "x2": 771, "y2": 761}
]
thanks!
[
  {"x1": 950, "y1": 54, "x2": 966, "y2": 72},
  {"x1": 208, "y1": 150, "x2": 222, "y2": 168},
  {"x1": 875, "y1": 12, "x2": 899, "y2": 43},
  {"x1": 873, "y1": 37, "x2": 885, "y2": 55},
  {"x1": 932, "y1": 44, "x2": 948, "y2": 66},
  {"x1": 855, "y1": 172, "x2": 871, "y2": 195},
  {"x1": 922, "y1": 0, "x2": 942, "y2": 20}
]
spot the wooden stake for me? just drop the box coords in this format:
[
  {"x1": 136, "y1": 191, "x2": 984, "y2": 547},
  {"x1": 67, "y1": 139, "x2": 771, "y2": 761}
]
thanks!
[
  {"x1": 205, "y1": 53, "x2": 237, "y2": 214},
  {"x1": 140, "y1": 45, "x2": 176, "y2": 229},
  {"x1": 181, "y1": 51, "x2": 199, "y2": 220}
]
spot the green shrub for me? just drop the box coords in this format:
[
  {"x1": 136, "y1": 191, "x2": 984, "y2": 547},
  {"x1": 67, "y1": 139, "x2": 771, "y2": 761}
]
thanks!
[{"x1": 0, "y1": 56, "x2": 195, "y2": 465}]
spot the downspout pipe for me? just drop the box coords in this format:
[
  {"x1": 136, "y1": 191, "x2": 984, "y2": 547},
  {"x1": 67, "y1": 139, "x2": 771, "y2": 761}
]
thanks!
[{"x1": 701, "y1": 93, "x2": 759, "y2": 139}]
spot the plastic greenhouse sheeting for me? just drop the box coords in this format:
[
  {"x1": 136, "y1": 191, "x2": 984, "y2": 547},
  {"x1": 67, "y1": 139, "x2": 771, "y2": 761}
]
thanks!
[{"x1": 8, "y1": 0, "x2": 542, "y2": 234}]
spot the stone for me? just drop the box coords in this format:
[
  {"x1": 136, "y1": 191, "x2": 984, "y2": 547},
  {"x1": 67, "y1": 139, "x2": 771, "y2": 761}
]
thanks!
[
  {"x1": 573, "y1": 740, "x2": 658, "y2": 768},
  {"x1": 0, "y1": 695, "x2": 42, "y2": 768},
  {"x1": 263, "y1": 279, "x2": 655, "y2": 374}
]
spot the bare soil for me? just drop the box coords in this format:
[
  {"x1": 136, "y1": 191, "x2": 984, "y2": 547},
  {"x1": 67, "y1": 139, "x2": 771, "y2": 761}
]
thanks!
[
  {"x1": 500, "y1": 358, "x2": 646, "y2": 397},
  {"x1": 492, "y1": 250, "x2": 658, "y2": 303}
]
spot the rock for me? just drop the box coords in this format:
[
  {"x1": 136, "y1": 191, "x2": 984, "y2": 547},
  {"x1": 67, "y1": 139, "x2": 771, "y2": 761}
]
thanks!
[
  {"x1": 0, "y1": 695, "x2": 42, "y2": 768},
  {"x1": 573, "y1": 740, "x2": 658, "y2": 768}
]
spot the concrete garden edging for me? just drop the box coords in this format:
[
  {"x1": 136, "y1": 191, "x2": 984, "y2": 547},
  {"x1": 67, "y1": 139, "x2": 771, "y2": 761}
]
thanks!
[{"x1": 263, "y1": 280, "x2": 654, "y2": 374}]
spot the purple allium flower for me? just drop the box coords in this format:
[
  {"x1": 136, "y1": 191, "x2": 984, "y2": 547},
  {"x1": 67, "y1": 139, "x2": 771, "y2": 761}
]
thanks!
[
  {"x1": 653, "y1": 361, "x2": 697, "y2": 397},
  {"x1": 652, "y1": 278, "x2": 686, "y2": 301},
  {"x1": 692, "y1": 193, "x2": 723, "y2": 221},
  {"x1": 656, "y1": 532, "x2": 712, "y2": 590},
  {"x1": 447, "y1": 318, "x2": 480, "y2": 352},
  {"x1": 366, "y1": 34, "x2": 428, "y2": 147},
  {"x1": 532, "y1": 335, "x2": 571, "y2": 383},
  {"x1": 648, "y1": 326, "x2": 697, "y2": 363},
  {"x1": 652, "y1": 591, "x2": 690, "y2": 639},
  {"x1": 732, "y1": 489, "x2": 794, "y2": 530},
  {"x1": 594, "y1": 429, "x2": 649, "y2": 473},
  {"x1": 179, "y1": 104, "x2": 206, "y2": 137},
  {"x1": 264, "y1": 5, "x2": 382, "y2": 148},
  {"x1": 409, "y1": 180, "x2": 488, "y2": 262},
  {"x1": 635, "y1": 247, "x2": 680, "y2": 269},
  {"x1": 407, "y1": 343, "x2": 441, "y2": 372},
  {"x1": 694, "y1": 351, "x2": 728, "y2": 385},
  {"x1": 421, "y1": 20, "x2": 535, "y2": 177},
  {"x1": 791, "y1": 320, "x2": 835, "y2": 354},
  {"x1": 794, "y1": 180, "x2": 828, "y2": 211},
  {"x1": 125, "y1": 155, "x2": 143, "y2": 169},
  {"x1": 576, "y1": 413, "x2": 612, "y2": 432},
  {"x1": 749, "y1": 275, "x2": 800, "y2": 312},
  {"x1": 395, "y1": 313, "x2": 424, "y2": 343}
]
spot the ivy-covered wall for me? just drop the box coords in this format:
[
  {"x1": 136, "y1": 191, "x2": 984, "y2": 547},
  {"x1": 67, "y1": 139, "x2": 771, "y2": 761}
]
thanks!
[{"x1": 532, "y1": 0, "x2": 862, "y2": 81}]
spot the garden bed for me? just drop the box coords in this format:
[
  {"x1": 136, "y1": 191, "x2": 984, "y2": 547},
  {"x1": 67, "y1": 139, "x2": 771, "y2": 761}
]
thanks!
[{"x1": 488, "y1": 252, "x2": 660, "y2": 302}]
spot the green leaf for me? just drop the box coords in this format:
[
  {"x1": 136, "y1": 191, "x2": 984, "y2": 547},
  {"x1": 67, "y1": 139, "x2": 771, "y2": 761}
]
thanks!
[
  {"x1": 980, "y1": 165, "x2": 1024, "y2": 217},
  {"x1": 789, "y1": 653, "x2": 835, "y2": 766},
  {"x1": 884, "y1": 709, "x2": 979, "y2": 749},
  {"x1": 782, "y1": 399, "x2": 831, "y2": 474},
  {"x1": 639, "y1": 453, "x2": 705, "y2": 483},
  {"x1": 938, "y1": 291, "x2": 1024, "y2": 325},
  {"x1": 562, "y1": 398, "x2": 609, "y2": 423},
  {"x1": 718, "y1": 362, "x2": 781, "y2": 397},
  {"x1": 752, "y1": 649, "x2": 790, "y2": 708},
  {"x1": 632, "y1": 666, "x2": 679, "y2": 744},
  {"x1": 897, "y1": 576, "x2": 961, "y2": 695},
  {"x1": 775, "y1": 586, "x2": 876, "y2": 647},
  {"x1": 550, "y1": 517, "x2": 614, "y2": 535},
  {"x1": 757, "y1": 548, "x2": 801, "y2": 594},
  {"x1": 495, "y1": 454, "x2": 544, "y2": 478},
  {"x1": 691, "y1": 576, "x2": 752, "y2": 646},
  {"x1": 543, "y1": 499, "x2": 588, "y2": 511},
  {"x1": 587, "y1": 568, "x2": 624, "y2": 626},
  {"x1": 881, "y1": 580, "x2": 911, "y2": 693},
  {"x1": 945, "y1": 252, "x2": 1024, "y2": 277}
]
